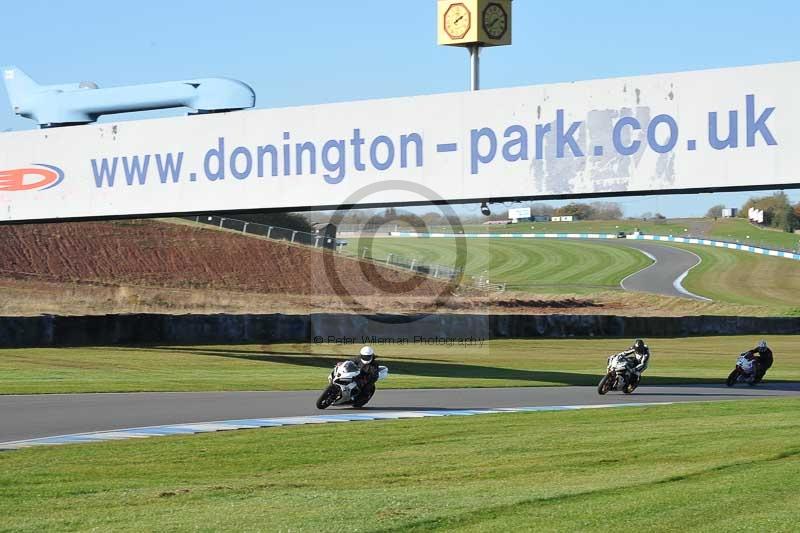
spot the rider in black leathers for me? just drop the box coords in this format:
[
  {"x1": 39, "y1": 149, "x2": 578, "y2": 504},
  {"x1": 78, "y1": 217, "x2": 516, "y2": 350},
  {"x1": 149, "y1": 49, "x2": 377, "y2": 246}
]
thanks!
[
  {"x1": 615, "y1": 339, "x2": 651, "y2": 386},
  {"x1": 743, "y1": 340, "x2": 773, "y2": 383}
]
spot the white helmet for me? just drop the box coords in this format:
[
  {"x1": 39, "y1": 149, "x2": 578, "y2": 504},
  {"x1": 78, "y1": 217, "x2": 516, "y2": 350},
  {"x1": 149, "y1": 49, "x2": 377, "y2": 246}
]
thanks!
[
  {"x1": 757, "y1": 340, "x2": 768, "y2": 351},
  {"x1": 359, "y1": 345, "x2": 375, "y2": 363}
]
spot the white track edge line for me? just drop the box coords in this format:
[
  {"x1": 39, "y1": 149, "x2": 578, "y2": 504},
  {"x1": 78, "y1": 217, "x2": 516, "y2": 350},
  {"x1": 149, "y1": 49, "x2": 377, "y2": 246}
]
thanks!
[{"x1": 0, "y1": 402, "x2": 675, "y2": 450}]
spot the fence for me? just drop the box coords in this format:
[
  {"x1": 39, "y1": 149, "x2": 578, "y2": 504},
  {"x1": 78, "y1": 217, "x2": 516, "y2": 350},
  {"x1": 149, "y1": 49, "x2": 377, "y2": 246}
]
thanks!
[
  {"x1": 188, "y1": 215, "x2": 336, "y2": 249},
  {"x1": 358, "y1": 248, "x2": 506, "y2": 292},
  {"x1": 357, "y1": 247, "x2": 466, "y2": 283}
]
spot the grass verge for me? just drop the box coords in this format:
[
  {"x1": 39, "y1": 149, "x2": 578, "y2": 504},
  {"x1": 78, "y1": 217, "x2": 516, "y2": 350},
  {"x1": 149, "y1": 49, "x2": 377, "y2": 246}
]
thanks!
[
  {"x1": 0, "y1": 399, "x2": 798, "y2": 531},
  {"x1": 351, "y1": 237, "x2": 652, "y2": 293},
  {"x1": 667, "y1": 243, "x2": 800, "y2": 308},
  {"x1": 1, "y1": 336, "x2": 798, "y2": 394}
]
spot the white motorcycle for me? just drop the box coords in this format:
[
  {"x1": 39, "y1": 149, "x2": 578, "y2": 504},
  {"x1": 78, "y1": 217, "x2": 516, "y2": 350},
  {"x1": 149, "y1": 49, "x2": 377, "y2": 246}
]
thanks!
[
  {"x1": 316, "y1": 360, "x2": 389, "y2": 409},
  {"x1": 726, "y1": 353, "x2": 758, "y2": 387},
  {"x1": 597, "y1": 353, "x2": 640, "y2": 395}
]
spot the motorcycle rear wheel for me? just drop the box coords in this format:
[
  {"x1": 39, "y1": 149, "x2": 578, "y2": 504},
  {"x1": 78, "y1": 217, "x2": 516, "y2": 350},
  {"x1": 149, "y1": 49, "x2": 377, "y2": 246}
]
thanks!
[
  {"x1": 597, "y1": 374, "x2": 612, "y2": 395},
  {"x1": 315, "y1": 385, "x2": 339, "y2": 410},
  {"x1": 726, "y1": 369, "x2": 740, "y2": 387}
]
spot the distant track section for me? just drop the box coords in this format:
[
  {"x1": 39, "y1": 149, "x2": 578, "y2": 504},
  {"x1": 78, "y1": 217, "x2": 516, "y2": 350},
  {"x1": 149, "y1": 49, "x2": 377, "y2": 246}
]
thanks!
[{"x1": 616, "y1": 241, "x2": 709, "y2": 300}]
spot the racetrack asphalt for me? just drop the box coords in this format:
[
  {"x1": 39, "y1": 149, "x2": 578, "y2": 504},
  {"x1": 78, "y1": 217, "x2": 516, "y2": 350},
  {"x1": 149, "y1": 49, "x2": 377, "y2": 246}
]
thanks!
[
  {"x1": 3, "y1": 383, "x2": 799, "y2": 444},
  {"x1": 615, "y1": 240, "x2": 706, "y2": 300}
]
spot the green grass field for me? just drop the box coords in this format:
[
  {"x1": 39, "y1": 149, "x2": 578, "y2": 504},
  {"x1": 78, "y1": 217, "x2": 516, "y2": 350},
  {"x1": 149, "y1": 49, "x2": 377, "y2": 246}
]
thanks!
[
  {"x1": 1, "y1": 336, "x2": 797, "y2": 394},
  {"x1": 426, "y1": 218, "x2": 702, "y2": 236},
  {"x1": 708, "y1": 217, "x2": 800, "y2": 251},
  {"x1": 1, "y1": 399, "x2": 798, "y2": 531},
  {"x1": 351, "y1": 234, "x2": 800, "y2": 312},
  {"x1": 353, "y1": 237, "x2": 652, "y2": 292},
  {"x1": 394, "y1": 216, "x2": 800, "y2": 252},
  {"x1": 671, "y1": 243, "x2": 800, "y2": 309}
]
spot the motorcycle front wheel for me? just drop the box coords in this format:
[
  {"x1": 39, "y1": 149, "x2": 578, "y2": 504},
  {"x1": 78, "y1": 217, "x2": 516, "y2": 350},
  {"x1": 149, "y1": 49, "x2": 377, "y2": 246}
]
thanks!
[
  {"x1": 597, "y1": 374, "x2": 612, "y2": 395},
  {"x1": 316, "y1": 385, "x2": 339, "y2": 410},
  {"x1": 726, "y1": 369, "x2": 740, "y2": 387}
]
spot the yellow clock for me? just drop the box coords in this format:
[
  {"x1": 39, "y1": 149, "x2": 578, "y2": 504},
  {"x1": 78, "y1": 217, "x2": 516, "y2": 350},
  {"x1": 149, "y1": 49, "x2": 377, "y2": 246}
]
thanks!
[
  {"x1": 443, "y1": 3, "x2": 471, "y2": 40},
  {"x1": 482, "y1": 2, "x2": 508, "y2": 40},
  {"x1": 438, "y1": 0, "x2": 512, "y2": 47}
]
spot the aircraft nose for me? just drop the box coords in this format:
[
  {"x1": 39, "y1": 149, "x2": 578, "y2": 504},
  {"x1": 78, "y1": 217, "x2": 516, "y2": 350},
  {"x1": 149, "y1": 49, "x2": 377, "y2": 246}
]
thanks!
[{"x1": 189, "y1": 78, "x2": 256, "y2": 112}]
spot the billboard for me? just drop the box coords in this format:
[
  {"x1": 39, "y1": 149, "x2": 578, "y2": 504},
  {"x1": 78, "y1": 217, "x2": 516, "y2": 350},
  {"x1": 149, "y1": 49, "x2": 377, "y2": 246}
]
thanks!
[
  {"x1": 1, "y1": 62, "x2": 800, "y2": 223},
  {"x1": 507, "y1": 207, "x2": 531, "y2": 220}
]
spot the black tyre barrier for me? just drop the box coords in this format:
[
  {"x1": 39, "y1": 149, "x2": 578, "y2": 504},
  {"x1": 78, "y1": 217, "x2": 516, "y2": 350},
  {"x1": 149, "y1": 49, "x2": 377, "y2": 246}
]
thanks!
[{"x1": 0, "y1": 313, "x2": 798, "y2": 348}]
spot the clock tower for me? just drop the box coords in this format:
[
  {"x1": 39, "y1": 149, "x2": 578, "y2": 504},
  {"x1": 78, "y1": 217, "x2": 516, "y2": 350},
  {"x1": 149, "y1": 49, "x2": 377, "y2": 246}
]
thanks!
[
  {"x1": 437, "y1": 0, "x2": 513, "y2": 91},
  {"x1": 437, "y1": 0, "x2": 513, "y2": 47}
]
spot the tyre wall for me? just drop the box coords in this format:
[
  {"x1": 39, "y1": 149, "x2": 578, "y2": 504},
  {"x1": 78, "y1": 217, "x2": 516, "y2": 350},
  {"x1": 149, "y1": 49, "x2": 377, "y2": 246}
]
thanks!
[{"x1": 0, "y1": 313, "x2": 797, "y2": 348}]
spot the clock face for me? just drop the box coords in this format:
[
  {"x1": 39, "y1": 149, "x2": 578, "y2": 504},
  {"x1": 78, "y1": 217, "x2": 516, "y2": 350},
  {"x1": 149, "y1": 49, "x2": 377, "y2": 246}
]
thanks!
[
  {"x1": 482, "y1": 2, "x2": 508, "y2": 40},
  {"x1": 444, "y1": 3, "x2": 471, "y2": 40}
]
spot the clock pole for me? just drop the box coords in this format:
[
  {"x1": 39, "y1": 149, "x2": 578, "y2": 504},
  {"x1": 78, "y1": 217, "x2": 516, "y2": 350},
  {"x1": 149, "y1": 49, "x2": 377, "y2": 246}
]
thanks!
[
  {"x1": 438, "y1": 0, "x2": 511, "y2": 92},
  {"x1": 469, "y1": 45, "x2": 480, "y2": 91}
]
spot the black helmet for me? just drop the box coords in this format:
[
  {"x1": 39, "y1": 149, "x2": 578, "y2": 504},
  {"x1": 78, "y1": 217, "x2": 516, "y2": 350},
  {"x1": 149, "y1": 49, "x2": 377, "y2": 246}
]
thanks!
[{"x1": 633, "y1": 339, "x2": 646, "y2": 354}]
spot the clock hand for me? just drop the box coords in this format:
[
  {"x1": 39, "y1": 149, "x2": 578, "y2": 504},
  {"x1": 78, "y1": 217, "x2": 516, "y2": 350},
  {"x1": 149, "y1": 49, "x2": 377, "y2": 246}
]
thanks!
[
  {"x1": 454, "y1": 15, "x2": 464, "y2": 24},
  {"x1": 488, "y1": 18, "x2": 502, "y2": 29}
]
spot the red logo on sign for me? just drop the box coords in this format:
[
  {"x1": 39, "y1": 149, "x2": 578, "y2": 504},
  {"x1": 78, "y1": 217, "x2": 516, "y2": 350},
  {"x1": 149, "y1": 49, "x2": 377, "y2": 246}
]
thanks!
[{"x1": 0, "y1": 164, "x2": 64, "y2": 191}]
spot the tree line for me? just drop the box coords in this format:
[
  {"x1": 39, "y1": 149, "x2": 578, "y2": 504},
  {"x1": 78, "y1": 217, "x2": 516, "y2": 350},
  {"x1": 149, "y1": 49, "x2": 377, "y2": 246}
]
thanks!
[
  {"x1": 716, "y1": 192, "x2": 799, "y2": 232},
  {"x1": 207, "y1": 193, "x2": 799, "y2": 234}
]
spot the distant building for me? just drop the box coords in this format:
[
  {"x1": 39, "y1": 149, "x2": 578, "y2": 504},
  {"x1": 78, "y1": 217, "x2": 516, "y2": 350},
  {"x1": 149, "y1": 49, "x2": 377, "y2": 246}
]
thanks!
[
  {"x1": 551, "y1": 215, "x2": 575, "y2": 222},
  {"x1": 532, "y1": 215, "x2": 551, "y2": 222},
  {"x1": 721, "y1": 207, "x2": 738, "y2": 218},
  {"x1": 748, "y1": 207, "x2": 764, "y2": 224},
  {"x1": 312, "y1": 222, "x2": 337, "y2": 250}
]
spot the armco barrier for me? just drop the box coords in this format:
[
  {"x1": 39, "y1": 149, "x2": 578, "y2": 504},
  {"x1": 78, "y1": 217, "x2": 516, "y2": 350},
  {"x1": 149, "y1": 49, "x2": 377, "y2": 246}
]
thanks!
[
  {"x1": 389, "y1": 232, "x2": 800, "y2": 261},
  {"x1": 0, "y1": 313, "x2": 798, "y2": 348}
]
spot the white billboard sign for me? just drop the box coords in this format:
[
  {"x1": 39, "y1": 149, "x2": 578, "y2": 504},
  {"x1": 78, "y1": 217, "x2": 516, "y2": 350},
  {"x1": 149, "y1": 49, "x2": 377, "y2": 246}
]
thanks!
[
  {"x1": 507, "y1": 207, "x2": 531, "y2": 220},
  {"x1": 1, "y1": 62, "x2": 800, "y2": 223}
]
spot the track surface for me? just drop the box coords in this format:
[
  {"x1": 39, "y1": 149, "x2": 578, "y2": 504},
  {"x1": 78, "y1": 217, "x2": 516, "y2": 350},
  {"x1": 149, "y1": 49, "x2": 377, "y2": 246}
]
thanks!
[
  {"x1": 616, "y1": 241, "x2": 705, "y2": 299},
  {"x1": 3, "y1": 384, "x2": 799, "y2": 443}
]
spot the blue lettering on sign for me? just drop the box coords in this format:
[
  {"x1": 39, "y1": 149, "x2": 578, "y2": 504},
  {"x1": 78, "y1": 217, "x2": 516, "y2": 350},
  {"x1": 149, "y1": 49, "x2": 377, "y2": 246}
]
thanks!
[
  {"x1": 230, "y1": 146, "x2": 252, "y2": 180},
  {"x1": 470, "y1": 127, "x2": 497, "y2": 174},
  {"x1": 746, "y1": 94, "x2": 777, "y2": 147},
  {"x1": 647, "y1": 114, "x2": 679, "y2": 154},
  {"x1": 87, "y1": 94, "x2": 779, "y2": 187},
  {"x1": 322, "y1": 140, "x2": 346, "y2": 184},
  {"x1": 708, "y1": 110, "x2": 738, "y2": 150},
  {"x1": 502, "y1": 125, "x2": 528, "y2": 162},
  {"x1": 612, "y1": 117, "x2": 641, "y2": 156},
  {"x1": 555, "y1": 109, "x2": 584, "y2": 158},
  {"x1": 370, "y1": 135, "x2": 395, "y2": 171}
]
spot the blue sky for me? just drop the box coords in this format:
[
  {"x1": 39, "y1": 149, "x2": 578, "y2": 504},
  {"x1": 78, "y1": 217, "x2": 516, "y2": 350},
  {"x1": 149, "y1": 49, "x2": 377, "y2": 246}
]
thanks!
[{"x1": 1, "y1": 0, "x2": 799, "y2": 217}]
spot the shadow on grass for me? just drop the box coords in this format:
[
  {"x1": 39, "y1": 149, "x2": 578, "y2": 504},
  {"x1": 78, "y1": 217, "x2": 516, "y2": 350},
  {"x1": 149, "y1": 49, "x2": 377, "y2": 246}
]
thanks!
[{"x1": 150, "y1": 346, "x2": 775, "y2": 387}]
